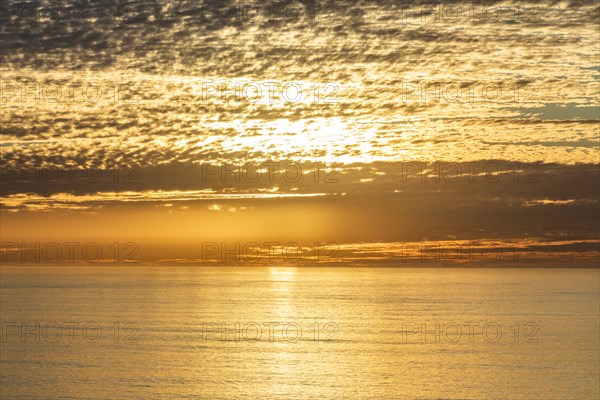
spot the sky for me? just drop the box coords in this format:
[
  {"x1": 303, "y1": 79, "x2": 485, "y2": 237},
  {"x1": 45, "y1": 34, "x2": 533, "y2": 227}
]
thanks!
[{"x1": 0, "y1": 0, "x2": 599, "y2": 266}]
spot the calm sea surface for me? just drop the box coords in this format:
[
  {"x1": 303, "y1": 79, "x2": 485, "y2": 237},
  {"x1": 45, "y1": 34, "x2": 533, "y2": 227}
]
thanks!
[{"x1": 1, "y1": 267, "x2": 598, "y2": 399}]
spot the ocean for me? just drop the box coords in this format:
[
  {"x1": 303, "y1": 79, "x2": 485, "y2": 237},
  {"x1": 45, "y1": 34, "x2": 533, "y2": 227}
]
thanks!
[{"x1": 1, "y1": 266, "x2": 598, "y2": 399}]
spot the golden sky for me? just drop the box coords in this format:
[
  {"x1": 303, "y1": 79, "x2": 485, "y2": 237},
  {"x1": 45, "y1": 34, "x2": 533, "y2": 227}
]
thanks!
[{"x1": 1, "y1": 0, "x2": 598, "y2": 266}]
